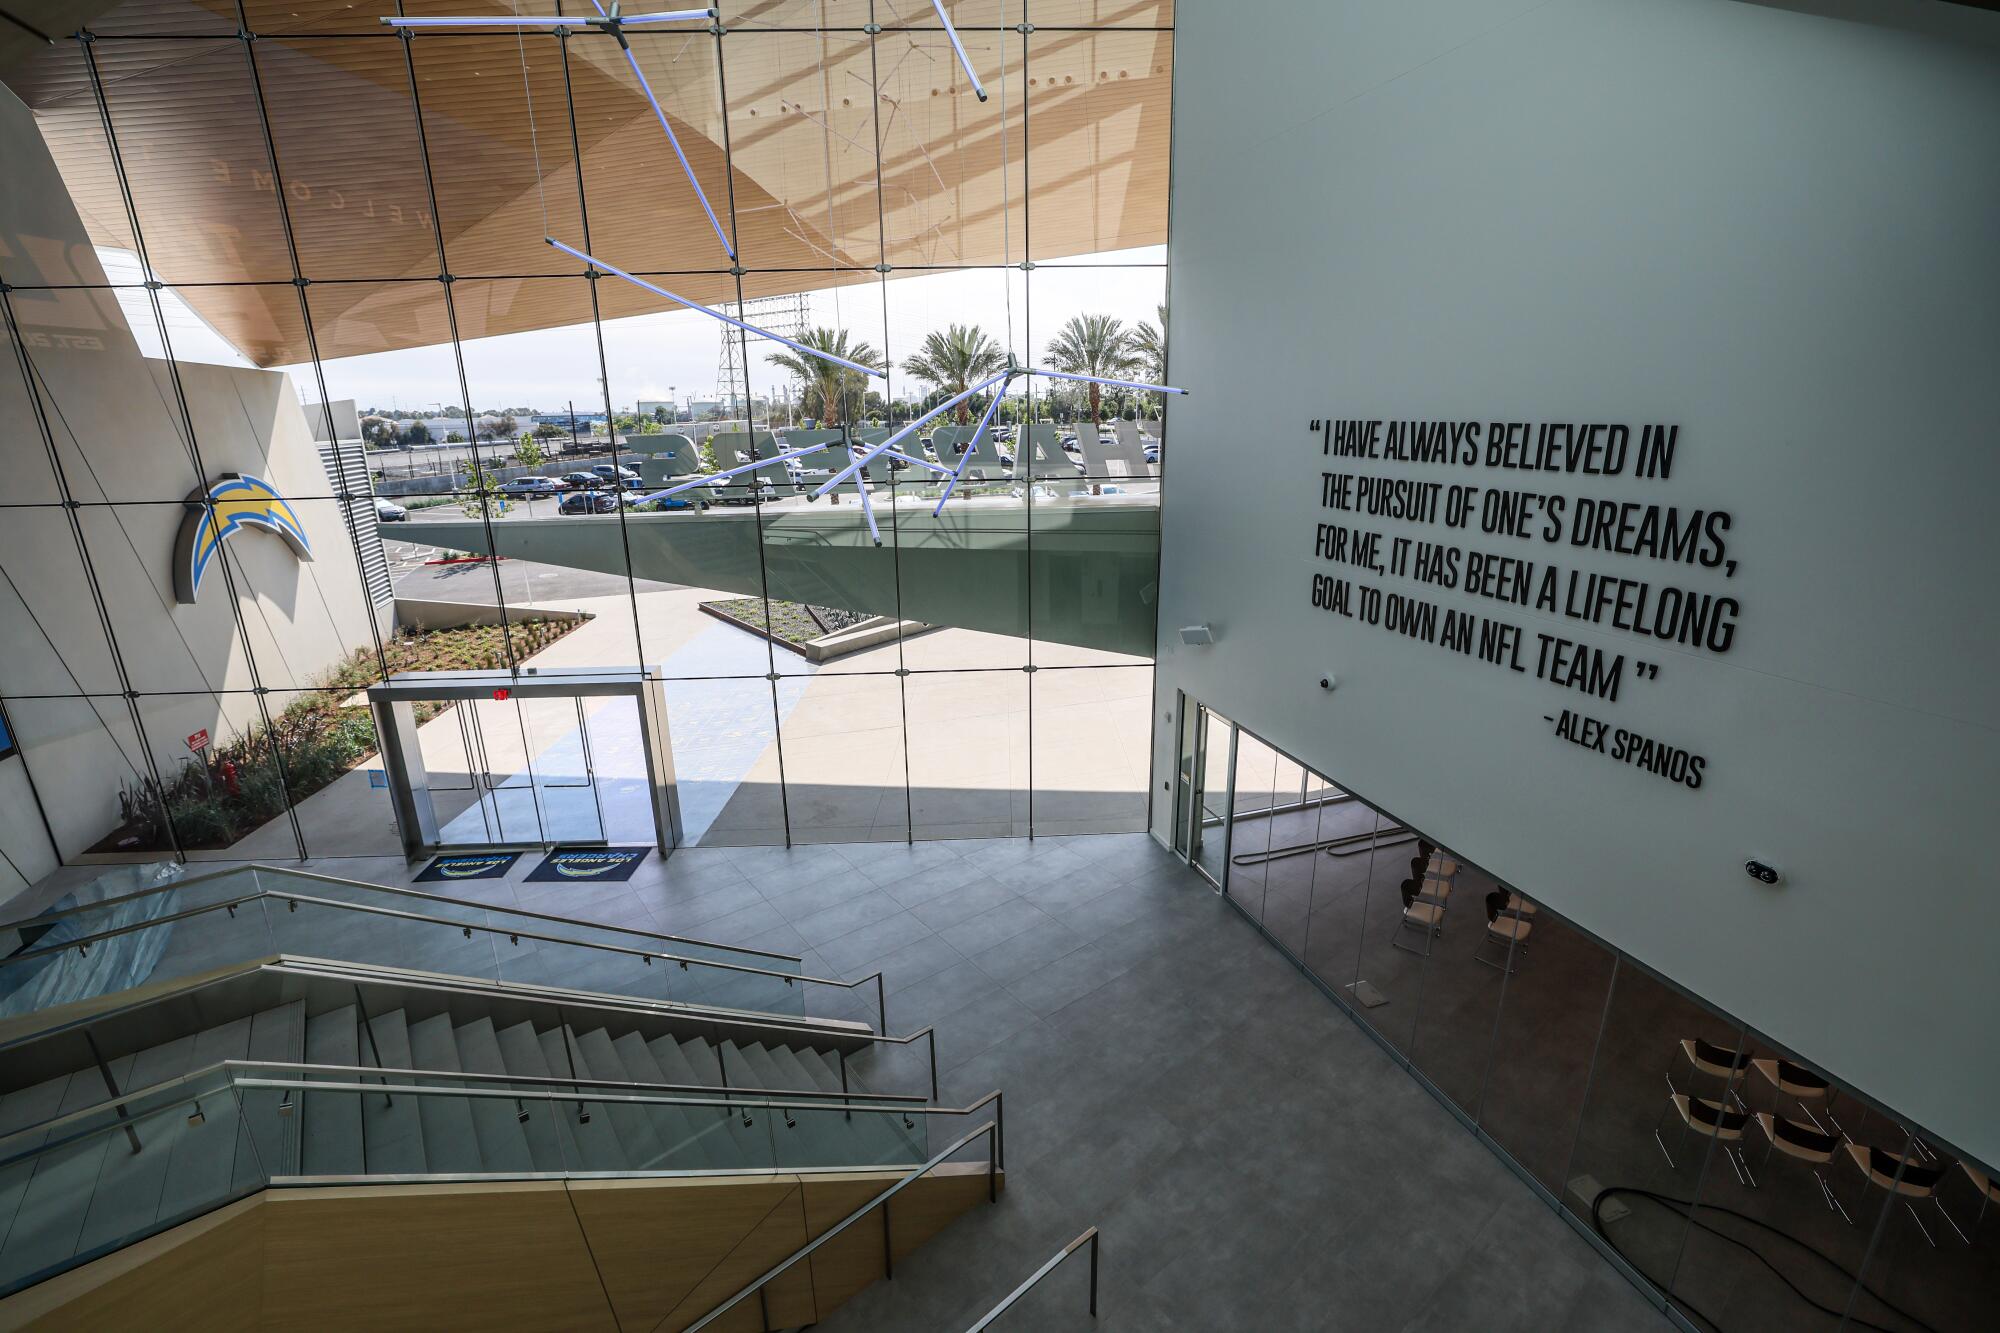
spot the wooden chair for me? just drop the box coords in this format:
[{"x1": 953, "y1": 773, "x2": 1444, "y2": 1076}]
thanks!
[
  {"x1": 1656, "y1": 1093, "x2": 1755, "y2": 1184},
  {"x1": 1474, "y1": 889, "x2": 1531, "y2": 973},
  {"x1": 1937, "y1": 1162, "x2": 2000, "y2": 1245},
  {"x1": 1392, "y1": 877, "x2": 1445, "y2": 956},
  {"x1": 1841, "y1": 1144, "x2": 1948, "y2": 1247},
  {"x1": 1750, "y1": 1057, "x2": 1839, "y2": 1136},
  {"x1": 1753, "y1": 1112, "x2": 1849, "y2": 1222}
]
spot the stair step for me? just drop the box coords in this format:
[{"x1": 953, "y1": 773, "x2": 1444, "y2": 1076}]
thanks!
[
  {"x1": 610, "y1": 1032, "x2": 716, "y2": 1171},
  {"x1": 449, "y1": 1018, "x2": 536, "y2": 1175},
  {"x1": 301, "y1": 1006, "x2": 363, "y2": 1176},
  {"x1": 656, "y1": 1038, "x2": 756, "y2": 1170},
  {"x1": 0, "y1": 1053, "x2": 135, "y2": 1286},
  {"x1": 357, "y1": 1010, "x2": 426, "y2": 1175},
  {"x1": 406, "y1": 1015, "x2": 483, "y2": 1175},
  {"x1": 490, "y1": 1022, "x2": 570, "y2": 1173},
  {"x1": 536, "y1": 1027, "x2": 627, "y2": 1172},
  {"x1": 787, "y1": 1047, "x2": 846, "y2": 1097},
  {"x1": 571, "y1": 1029, "x2": 665, "y2": 1170}
]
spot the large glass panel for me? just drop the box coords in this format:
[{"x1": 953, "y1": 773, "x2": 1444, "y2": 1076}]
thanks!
[
  {"x1": 1347, "y1": 804, "x2": 1431, "y2": 1054},
  {"x1": 256, "y1": 33, "x2": 438, "y2": 282},
  {"x1": 874, "y1": 29, "x2": 1025, "y2": 272},
  {"x1": 1222, "y1": 729, "x2": 1279, "y2": 918},
  {"x1": 1188, "y1": 706, "x2": 1230, "y2": 886},
  {"x1": 884, "y1": 268, "x2": 1029, "y2": 671},
  {"x1": 1256, "y1": 768, "x2": 1336, "y2": 959},
  {"x1": 0, "y1": 509, "x2": 125, "y2": 696},
  {"x1": 905, "y1": 669, "x2": 1028, "y2": 840},
  {"x1": 1478, "y1": 903, "x2": 1617, "y2": 1196},
  {"x1": 0, "y1": 1067, "x2": 260, "y2": 1295},
  {"x1": 1562, "y1": 961, "x2": 1746, "y2": 1301},
  {"x1": 1848, "y1": 1130, "x2": 1996, "y2": 1333},
  {"x1": 778, "y1": 671, "x2": 910, "y2": 844},
  {"x1": 93, "y1": 39, "x2": 294, "y2": 285},
  {"x1": 722, "y1": 29, "x2": 880, "y2": 272},
  {"x1": 412, "y1": 32, "x2": 584, "y2": 278},
  {"x1": 1405, "y1": 851, "x2": 1509, "y2": 1119},
  {"x1": 1296, "y1": 785, "x2": 1371, "y2": 994},
  {"x1": 1025, "y1": 27, "x2": 1171, "y2": 262},
  {"x1": 1030, "y1": 664, "x2": 1150, "y2": 836},
  {"x1": 265, "y1": 688, "x2": 407, "y2": 863},
  {"x1": 138, "y1": 692, "x2": 298, "y2": 862},
  {"x1": 1667, "y1": 1035, "x2": 1891, "y2": 1332},
  {"x1": 666, "y1": 676, "x2": 788, "y2": 847}
]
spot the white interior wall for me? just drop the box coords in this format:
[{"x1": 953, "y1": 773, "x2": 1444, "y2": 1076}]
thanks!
[{"x1": 1153, "y1": 0, "x2": 2000, "y2": 1164}]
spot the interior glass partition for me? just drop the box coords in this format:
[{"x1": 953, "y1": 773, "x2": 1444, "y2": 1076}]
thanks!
[{"x1": 1174, "y1": 705, "x2": 1998, "y2": 1331}]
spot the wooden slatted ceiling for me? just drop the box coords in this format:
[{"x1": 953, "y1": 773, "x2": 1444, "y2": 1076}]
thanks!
[{"x1": 5, "y1": 0, "x2": 1169, "y2": 366}]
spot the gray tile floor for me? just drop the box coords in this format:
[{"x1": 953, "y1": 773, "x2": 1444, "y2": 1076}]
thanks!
[{"x1": 272, "y1": 832, "x2": 1670, "y2": 1332}]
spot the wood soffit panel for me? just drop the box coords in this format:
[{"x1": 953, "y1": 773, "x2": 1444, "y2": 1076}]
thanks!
[{"x1": 4, "y1": 0, "x2": 1171, "y2": 366}]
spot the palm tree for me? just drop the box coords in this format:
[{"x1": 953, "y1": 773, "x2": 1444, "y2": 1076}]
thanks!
[
  {"x1": 766, "y1": 328, "x2": 883, "y2": 429},
  {"x1": 1044, "y1": 313, "x2": 1141, "y2": 425},
  {"x1": 1132, "y1": 302, "x2": 1167, "y2": 387},
  {"x1": 901, "y1": 323, "x2": 1007, "y2": 424}
]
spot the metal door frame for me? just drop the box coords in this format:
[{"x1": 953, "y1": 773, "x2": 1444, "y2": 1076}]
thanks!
[{"x1": 368, "y1": 667, "x2": 680, "y2": 860}]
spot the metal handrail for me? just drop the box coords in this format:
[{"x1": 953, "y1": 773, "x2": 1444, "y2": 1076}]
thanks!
[
  {"x1": 5, "y1": 861, "x2": 800, "y2": 965},
  {"x1": 3, "y1": 952, "x2": 938, "y2": 1102},
  {"x1": 0, "y1": 887, "x2": 883, "y2": 1022},
  {"x1": 963, "y1": 1228, "x2": 1100, "y2": 1330},
  {"x1": 0, "y1": 1057, "x2": 926, "y2": 1153},
  {"x1": 684, "y1": 1110, "x2": 1005, "y2": 1333},
  {"x1": 0, "y1": 1069, "x2": 1001, "y2": 1169}
]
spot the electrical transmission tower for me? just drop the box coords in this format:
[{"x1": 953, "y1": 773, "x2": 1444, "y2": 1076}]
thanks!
[{"x1": 715, "y1": 292, "x2": 810, "y2": 420}]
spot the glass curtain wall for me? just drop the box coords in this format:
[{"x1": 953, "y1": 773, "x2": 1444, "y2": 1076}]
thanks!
[
  {"x1": 1188, "y1": 713, "x2": 1997, "y2": 1333},
  {"x1": 0, "y1": 1, "x2": 1174, "y2": 860}
]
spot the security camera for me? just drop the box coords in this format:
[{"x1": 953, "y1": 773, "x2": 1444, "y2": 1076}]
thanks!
[
  {"x1": 1319, "y1": 674, "x2": 1338, "y2": 691},
  {"x1": 1744, "y1": 860, "x2": 1781, "y2": 885}
]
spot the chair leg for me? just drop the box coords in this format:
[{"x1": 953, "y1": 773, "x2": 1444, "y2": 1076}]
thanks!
[
  {"x1": 1905, "y1": 1200, "x2": 1938, "y2": 1248},
  {"x1": 1652, "y1": 1089, "x2": 1680, "y2": 1170},
  {"x1": 1934, "y1": 1193, "x2": 1971, "y2": 1246},
  {"x1": 1814, "y1": 1169, "x2": 1852, "y2": 1224}
]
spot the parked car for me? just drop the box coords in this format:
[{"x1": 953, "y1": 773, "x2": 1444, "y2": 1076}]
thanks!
[
  {"x1": 592, "y1": 463, "x2": 641, "y2": 484},
  {"x1": 558, "y1": 489, "x2": 619, "y2": 514},
  {"x1": 560, "y1": 470, "x2": 601, "y2": 489},
  {"x1": 373, "y1": 497, "x2": 408, "y2": 522},
  {"x1": 499, "y1": 476, "x2": 562, "y2": 497},
  {"x1": 632, "y1": 493, "x2": 702, "y2": 512}
]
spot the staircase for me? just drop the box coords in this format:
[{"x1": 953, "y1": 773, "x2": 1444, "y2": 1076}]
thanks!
[
  {"x1": 0, "y1": 867, "x2": 1004, "y2": 1329},
  {"x1": 0, "y1": 993, "x2": 937, "y2": 1294}
]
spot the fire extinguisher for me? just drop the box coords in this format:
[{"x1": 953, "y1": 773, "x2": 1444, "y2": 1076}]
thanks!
[{"x1": 220, "y1": 759, "x2": 241, "y2": 797}]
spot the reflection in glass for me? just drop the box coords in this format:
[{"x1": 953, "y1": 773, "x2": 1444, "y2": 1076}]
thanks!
[
  {"x1": 1405, "y1": 857, "x2": 1510, "y2": 1118},
  {"x1": 1478, "y1": 906, "x2": 1617, "y2": 1196},
  {"x1": 1348, "y1": 806, "x2": 1430, "y2": 1054},
  {"x1": 1666, "y1": 1034, "x2": 1893, "y2": 1332},
  {"x1": 1847, "y1": 1126, "x2": 1998, "y2": 1333},
  {"x1": 1224, "y1": 730, "x2": 1279, "y2": 919},
  {"x1": 1562, "y1": 962, "x2": 1745, "y2": 1301},
  {"x1": 1189, "y1": 707, "x2": 1231, "y2": 887}
]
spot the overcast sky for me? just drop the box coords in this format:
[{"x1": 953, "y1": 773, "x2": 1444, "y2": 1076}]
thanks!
[{"x1": 117, "y1": 245, "x2": 1167, "y2": 416}]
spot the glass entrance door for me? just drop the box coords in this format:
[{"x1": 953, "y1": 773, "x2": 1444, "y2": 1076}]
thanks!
[
  {"x1": 1186, "y1": 706, "x2": 1235, "y2": 889},
  {"x1": 370, "y1": 669, "x2": 676, "y2": 859}
]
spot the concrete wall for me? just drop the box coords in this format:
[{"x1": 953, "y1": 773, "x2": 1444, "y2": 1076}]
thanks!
[
  {"x1": 0, "y1": 84, "x2": 378, "y2": 881},
  {"x1": 1153, "y1": 0, "x2": 2000, "y2": 1162}
]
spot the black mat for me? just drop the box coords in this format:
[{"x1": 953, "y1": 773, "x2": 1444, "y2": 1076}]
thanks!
[
  {"x1": 413, "y1": 851, "x2": 521, "y2": 882},
  {"x1": 524, "y1": 846, "x2": 652, "y2": 883}
]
